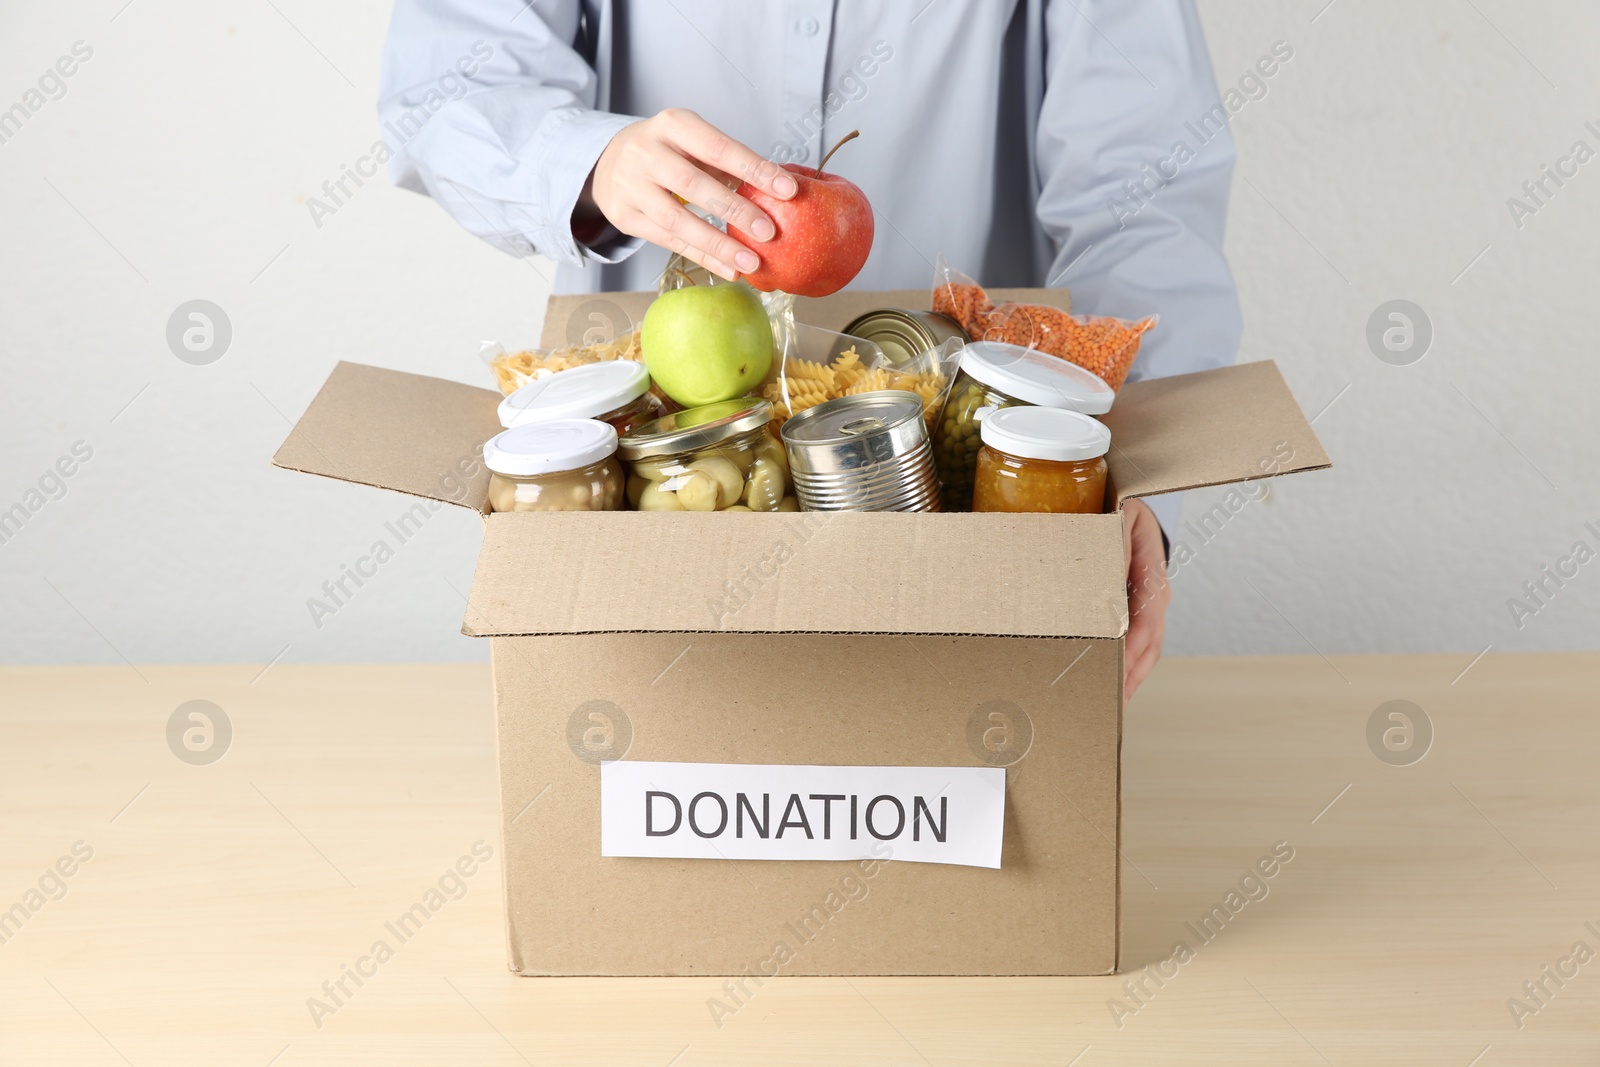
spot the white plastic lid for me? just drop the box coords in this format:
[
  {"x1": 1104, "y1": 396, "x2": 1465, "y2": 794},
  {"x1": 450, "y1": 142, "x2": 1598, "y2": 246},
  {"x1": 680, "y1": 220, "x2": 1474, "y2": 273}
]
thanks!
[
  {"x1": 497, "y1": 360, "x2": 650, "y2": 428},
  {"x1": 482, "y1": 419, "x2": 618, "y2": 476},
  {"x1": 958, "y1": 341, "x2": 1115, "y2": 414},
  {"x1": 980, "y1": 405, "x2": 1111, "y2": 462}
]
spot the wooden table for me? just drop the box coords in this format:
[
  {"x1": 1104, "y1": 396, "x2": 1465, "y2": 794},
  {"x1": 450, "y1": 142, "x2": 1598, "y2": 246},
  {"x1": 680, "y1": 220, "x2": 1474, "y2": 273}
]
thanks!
[{"x1": 2, "y1": 654, "x2": 1595, "y2": 1065}]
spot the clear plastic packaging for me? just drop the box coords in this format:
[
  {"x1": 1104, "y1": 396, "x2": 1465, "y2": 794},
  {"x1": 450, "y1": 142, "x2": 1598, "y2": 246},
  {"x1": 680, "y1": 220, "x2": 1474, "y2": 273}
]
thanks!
[
  {"x1": 883, "y1": 335, "x2": 963, "y2": 433},
  {"x1": 482, "y1": 333, "x2": 643, "y2": 396},
  {"x1": 482, "y1": 329, "x2": 679, "y2": 416},
  {"x1": 761, "y1": 321, "x2": 887, "y2": 422},
  {"x1": 841, "y1": 307, "x2": 969, "y2": 367},
  {"x1": 931, "y1": 255, "x2": 1155, "y2": 391}
]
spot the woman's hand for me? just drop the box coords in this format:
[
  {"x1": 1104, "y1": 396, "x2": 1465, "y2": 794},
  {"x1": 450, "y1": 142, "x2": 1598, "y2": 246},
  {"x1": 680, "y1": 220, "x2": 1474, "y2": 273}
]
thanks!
[
  {"x1": 579, "y1": 108, "x2": 796, "y2": 280},
  {"x1": 1123, "y1": 498, "x2": 1170, "y2": 700}
]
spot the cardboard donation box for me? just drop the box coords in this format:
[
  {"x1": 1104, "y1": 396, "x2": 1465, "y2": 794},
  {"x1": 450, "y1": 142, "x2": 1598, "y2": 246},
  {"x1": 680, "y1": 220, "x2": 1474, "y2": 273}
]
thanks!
[{"x1": 274, "y1": 288, "x2": 1329, "y2": 976}]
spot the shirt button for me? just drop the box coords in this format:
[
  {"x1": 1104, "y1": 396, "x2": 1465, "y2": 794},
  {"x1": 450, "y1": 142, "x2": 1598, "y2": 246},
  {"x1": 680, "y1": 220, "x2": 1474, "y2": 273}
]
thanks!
[{"x1": 797, "y1": 17, "x2": 819, "y2": 36}]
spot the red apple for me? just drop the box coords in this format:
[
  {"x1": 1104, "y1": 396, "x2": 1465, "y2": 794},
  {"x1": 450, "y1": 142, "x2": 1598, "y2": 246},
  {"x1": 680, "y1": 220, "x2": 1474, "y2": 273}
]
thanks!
[{"x1": 729, "y1": 162, "x2": 874, "y2": 298}]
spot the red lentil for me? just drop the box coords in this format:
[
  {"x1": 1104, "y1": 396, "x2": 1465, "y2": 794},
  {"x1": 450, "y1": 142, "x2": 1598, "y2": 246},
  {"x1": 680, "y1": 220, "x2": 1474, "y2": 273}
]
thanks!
[{"x1": 932, "y1": 282, "x2": 1155, "y2": 391}]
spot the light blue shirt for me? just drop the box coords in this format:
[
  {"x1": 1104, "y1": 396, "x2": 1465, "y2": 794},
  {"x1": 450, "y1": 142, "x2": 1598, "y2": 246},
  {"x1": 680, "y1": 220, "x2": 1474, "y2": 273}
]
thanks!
[{"x1": 379, "y1": 0, "x2": 1245, "y2": 532}]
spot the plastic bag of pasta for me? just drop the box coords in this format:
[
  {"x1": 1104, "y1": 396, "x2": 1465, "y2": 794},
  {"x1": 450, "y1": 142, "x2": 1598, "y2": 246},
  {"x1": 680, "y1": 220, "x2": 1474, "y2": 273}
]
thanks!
[
  {"x1": 879, "y1": 335, "x2": 963, "y2": 432},
  {"x1": 759, "y1": 320, "x2": 891, "y2": 429},
  {"x1": 482, "y1": 331, "x2": 644, "y2": 396}
]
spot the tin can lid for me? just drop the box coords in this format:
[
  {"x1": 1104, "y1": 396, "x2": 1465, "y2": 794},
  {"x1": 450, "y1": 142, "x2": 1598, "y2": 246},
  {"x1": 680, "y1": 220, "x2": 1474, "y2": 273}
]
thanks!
[
  {"x1": 781, "y1": 390, "x2": 924, "y2": 445},
  {"x1": 617, "y1": 397, "x2": 772, "y2": 459},
  {"x1": 497, "y1": 360, "x2": 650, "y2": 428},
  {"x1": 979, "y1": 405, "x2": 1111, "y2": 462},
  {"x1": 842, "y1": 309, "x2": 967, "y2": 366},
  {"x1": 958, "y1": 341, "x2": 1115, "y2": 414},
  {"x1": 483, "y1": 418, "x2": 618, "y2": 476}
]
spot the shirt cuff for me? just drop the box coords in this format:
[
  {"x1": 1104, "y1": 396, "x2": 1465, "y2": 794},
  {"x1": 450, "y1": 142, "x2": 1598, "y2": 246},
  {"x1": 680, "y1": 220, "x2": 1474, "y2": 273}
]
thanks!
[
  {"x1": 576, "y1": 219, "x2": 647, "y2": 265},
  {"x1": 530, "y1": 107, "x2": 645, "y2": 265}
]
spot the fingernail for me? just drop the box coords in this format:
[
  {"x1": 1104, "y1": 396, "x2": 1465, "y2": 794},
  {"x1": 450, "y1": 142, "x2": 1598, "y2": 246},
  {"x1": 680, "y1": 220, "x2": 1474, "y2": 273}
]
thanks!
[
  {"x1": 751, "y1": 218, "x2": 775, "y2": 242},
  {"x1": 735, "y1": 250, "x2": 760, "y2": 272},
  {"x1": 775, "y1": 175, "x2": 797, "y2": 198}
]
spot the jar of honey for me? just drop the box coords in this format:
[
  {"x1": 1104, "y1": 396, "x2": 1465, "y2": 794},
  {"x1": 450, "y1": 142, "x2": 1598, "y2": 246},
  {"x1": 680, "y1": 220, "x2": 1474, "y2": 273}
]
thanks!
[
  {"x1": 971, "y1": 406, "x2": 1110, "y2": 514},
  {"x1": 933, "y1": 340, "x2": 1114, "y2": 511}
]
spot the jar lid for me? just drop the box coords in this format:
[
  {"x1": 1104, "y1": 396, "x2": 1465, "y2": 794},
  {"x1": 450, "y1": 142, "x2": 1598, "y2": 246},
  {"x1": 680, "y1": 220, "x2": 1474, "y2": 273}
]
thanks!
[
  {"x1": 958, "y1": 340, "x2": 1114, "y2": 414},
  {"x1": 617, "y1": 397, "x2": 772, "y2": 459},
  {"x1": 979, "y1": 405, "x2": 1111, "y2": 462},
  {"x1": 497, "y1": 360, "x2": 650, "y2": 428},
  {"x1": 483, "y1": 418, "x2": 618, "y2": 476}
]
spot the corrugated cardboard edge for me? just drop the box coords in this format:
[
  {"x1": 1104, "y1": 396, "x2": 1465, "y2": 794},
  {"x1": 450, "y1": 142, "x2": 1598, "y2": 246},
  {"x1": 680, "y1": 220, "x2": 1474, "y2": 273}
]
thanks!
[
  {"x1": 1114, "y1": 641, "x2": 1125, "y2": 973},
  {"x1": 1106, "y1": 361, "x2": 1332, "y2": 505},
  {"x1": 270, "y1": 361, "x2": 501, "y2": 511},
  {"x1": 539, "y1": 287, "x2": 1068, "y2": 350},
  {"x1": 460, "y1": 511, "x2": 1129, "y2": 640},
  {"x1": 489, "y1": 638, "x2": 526, "y2": 976}
]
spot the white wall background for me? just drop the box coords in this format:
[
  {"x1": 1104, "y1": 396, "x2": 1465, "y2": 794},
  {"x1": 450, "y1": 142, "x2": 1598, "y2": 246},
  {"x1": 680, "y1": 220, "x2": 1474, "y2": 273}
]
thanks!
[{"x1": 2, "y1": 0, "x2": 1595, "y2": 667}]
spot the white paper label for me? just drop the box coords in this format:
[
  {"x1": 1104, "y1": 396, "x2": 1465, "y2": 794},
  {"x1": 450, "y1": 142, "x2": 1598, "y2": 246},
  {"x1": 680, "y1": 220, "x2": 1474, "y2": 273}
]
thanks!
[{"x1": 600, "y1": 761, "x2": 1005, "y2": 869}]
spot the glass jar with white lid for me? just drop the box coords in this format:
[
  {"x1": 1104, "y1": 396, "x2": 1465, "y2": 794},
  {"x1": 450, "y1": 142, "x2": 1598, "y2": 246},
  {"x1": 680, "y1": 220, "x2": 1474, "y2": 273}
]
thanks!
[
  {"x1": 483, "y1": 419, "x2": 625, "y2": 513},
  {"x1": 932, "y1": 340, "x2": 1114, "y2": 511},
  {"x1": 497, "y1": 360, "x2": 664, "y2": 437},
  {"x1": 972, "y1": 405, "x2": 1111, "y2": 514}
]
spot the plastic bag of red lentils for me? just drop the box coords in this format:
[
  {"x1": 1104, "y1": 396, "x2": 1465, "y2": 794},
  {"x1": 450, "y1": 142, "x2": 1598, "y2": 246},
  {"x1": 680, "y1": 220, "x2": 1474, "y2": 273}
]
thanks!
[{"x1": 930, "y1": 256, "x2": 1156, "y2": 391}]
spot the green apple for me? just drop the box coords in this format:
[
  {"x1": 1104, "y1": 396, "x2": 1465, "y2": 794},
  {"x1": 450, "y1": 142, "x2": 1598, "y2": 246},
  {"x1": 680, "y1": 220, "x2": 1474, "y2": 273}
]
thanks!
[{"x1": 641, "y1": 280, "x2": 773, "y2": 407}]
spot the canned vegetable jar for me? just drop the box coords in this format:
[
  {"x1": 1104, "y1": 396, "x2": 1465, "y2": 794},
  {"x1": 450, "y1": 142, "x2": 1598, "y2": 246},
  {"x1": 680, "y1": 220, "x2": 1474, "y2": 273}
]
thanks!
[
  {"x1": 933, "y1": 340, "x2": 1114, "y2": 511},
  {"x1": 841, "y1": 309, "x2": 968, "y2": 367},
  {"x1": 497, "y1": 360, "x2": 664, "y2": 436},
  {"x1": 484, "y1": 419, "x2": 625, "y2": 513},
  {"x1": 972, "y1": 406, "x2": 1111, "y2": 515},
  {"x1": 617, "y1": 398, "x2": 794, "y2": 512},
  {"x1": 781, "y1": 390, "x2": 941, "y2": 512}
]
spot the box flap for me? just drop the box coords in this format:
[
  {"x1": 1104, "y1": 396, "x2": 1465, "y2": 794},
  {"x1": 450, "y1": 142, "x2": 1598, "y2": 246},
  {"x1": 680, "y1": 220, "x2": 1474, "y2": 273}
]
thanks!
[
  {"x1": 1103, "y1": 361, "x2": 1330, "y2": 505},
  {"x1": 271, "y1": 361, "x2": 502, "y2": 509},
  {"x1": 463, "y1": 511, "x2": 1127, "y2": 639},
  {"x1": 539, "y1": 288, "x2": 1068, "y2": 348}
]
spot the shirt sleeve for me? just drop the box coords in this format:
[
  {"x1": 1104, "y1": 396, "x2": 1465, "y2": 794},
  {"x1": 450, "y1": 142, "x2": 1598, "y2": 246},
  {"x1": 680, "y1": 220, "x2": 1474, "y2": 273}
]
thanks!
[
  {"x1": 1036, "y1": 0, "x2": 1244, "y2": 540},
  {"x1": 1035, "y1": 0, "x2": 1243, "y2": 385},
  {"x1": 378, "y1": 0, "x2": 646, "y2": 265}
]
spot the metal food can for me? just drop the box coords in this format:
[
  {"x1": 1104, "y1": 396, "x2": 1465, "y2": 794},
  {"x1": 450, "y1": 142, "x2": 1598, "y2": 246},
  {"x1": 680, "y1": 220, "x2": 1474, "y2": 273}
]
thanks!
[
  {"x1": 841, "y1": 309, "x2": 969, "y2": 367},
  {"x1": 780, "y1": 391, "x2": 942, "y2": 512}
]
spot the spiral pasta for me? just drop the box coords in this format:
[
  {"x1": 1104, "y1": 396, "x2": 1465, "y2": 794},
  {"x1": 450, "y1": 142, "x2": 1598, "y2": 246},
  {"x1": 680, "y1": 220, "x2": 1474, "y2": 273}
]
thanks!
[
  {"x1": 763, "y1": 345, "x2": 949, "y2": 431},
  {"x1": 488, "y1": 330, "x2": 643, "y2": 395},
  {"x1": 783, "y1": 358, "x2": 837, "y2": 389}
]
